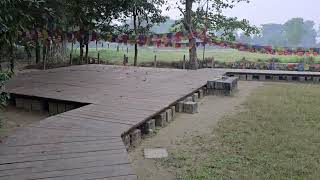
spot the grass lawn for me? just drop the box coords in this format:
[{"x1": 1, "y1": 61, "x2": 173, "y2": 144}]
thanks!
[
  {"x1": 166, "y1": 83, "x2": 320, "y2": 179},
  {"x1": 75, "y1": 46, "x2": 320, "y2": 64}
]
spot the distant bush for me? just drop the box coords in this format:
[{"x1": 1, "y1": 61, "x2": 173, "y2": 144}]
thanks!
[{"x1": 0, "y1": 71, "x2": 12, "y2": 128}]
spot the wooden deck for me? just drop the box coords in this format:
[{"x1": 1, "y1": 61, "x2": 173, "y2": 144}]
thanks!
[{"x1": 1, "y1": 65, "x2": 223, "y2": 180}]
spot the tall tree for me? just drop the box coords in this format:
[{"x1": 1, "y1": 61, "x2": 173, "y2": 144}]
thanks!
[
  {"x1": 121, "y1": 0, "x2": 167, "y2": 66},
  {"x1": 283, "y1": 18, "x2": 305, "y2": 47},
  {"x1": 174, "y1": 0, "x2": 258, "y2": 70},
  {"x1": 300, "y1": 20, "x2": 317, "y2": 47},
  {"x1": 0, "y1": 0, "x2": 50, "y2": 72}
]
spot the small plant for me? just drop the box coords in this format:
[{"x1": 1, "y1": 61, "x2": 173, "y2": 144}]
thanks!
[{"x1": 0, "y1": 71, "x2": 12, "y2": 128}]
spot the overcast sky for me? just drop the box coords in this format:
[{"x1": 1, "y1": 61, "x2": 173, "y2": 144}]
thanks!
[{"x1": 162, "y1": 0, "x2": 320, "y2": 29}]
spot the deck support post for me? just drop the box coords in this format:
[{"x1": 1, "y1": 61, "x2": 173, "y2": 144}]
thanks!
[
  {"x1": 155, "y1": 112, "x2": 167, "y2": 127},
  {"x1": 183, "y1": 101, "x2": 198, "y2": 114}
]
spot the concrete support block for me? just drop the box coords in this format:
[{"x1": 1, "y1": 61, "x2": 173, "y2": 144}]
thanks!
[
  {"x1": 185, "y1": 96, "x2": 193, "y2": 102},
  {"x1": 246, "y1": 74, "x2": 253, "y2": 81},
  {"x1": 273, "y1": 76, "x2": 279, "y2": 81},
  {"x1": 176, "y1": 101, "x2": 184, "y2": 113},
  {"x1": 122, "y1": 135, "x2": 130, "y2": 150},
  {"x1": 286, "y1": 76, "x2": 293, "y2": 81},
  {"x1": 207, "y1": 81, "x2": 215, "y2": 89},
  {"x1": 23, "y1": 99, "x2": 32, "y2": 111},
  {"x1": 192, "y1": 93, "x2": 199, "y2": 102},
  {"x1": 313, "y1": 77, "x2": 320, "y2": 82},
  {"x1": 142, "y1": 119, "x2": 156, "y2": 134},
  {"x1": 171, "y1": 106, "x2": 176, "y2": 118},
  {"x1": 15, "y1": 98, "x2": 24, "y2": 108},
  {"x1": 202, "y1": 87, "x2": 208, "y2": 96},
  {"x1": 239, "y1": 74, "x2": 246, "y2": 80},
  {"x1": 155, "y1": 112, "x2": 167, "y2": 127},
  {"x1": 183, "y1": 101, "x2": 198, "y2": 114},
  {"x1": 65, "y1": 104, "x2": 76, "y2": 111},
  {"x1": 299, "y1": 76, "x2": 306, "y2": 82},
  {"x1": 30, "y1": 99, "x2": 45, "y2": 111},
  {"x1": 166, "y1": 108, "x2": 173, "y2": 122},
  {"x1": 130, "y1": 129, "x2": 141, "y2": 147},
  {"x1": 198, "y1": 89, "x2": 204, "y2": 99},
  {"x1": 49, "y1": 102, "x2": 58, "y2": 115},
  {"x1": 259, "y1": 75, "x2": 266, "y2": 81},
  {"x1": 306, "y1": 76, "x2": 312, "y2": 81},
  {"x1": 57, "y1": 103, "x2": 66, "y2": 114}
]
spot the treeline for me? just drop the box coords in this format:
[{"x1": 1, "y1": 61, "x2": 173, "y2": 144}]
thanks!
[
  {"x1": 237, "y1": 18, "x2": 319, "y2": 48},
  {"x1": 1, "y1": 0, "x2": 260, "y2": 71},
  {"x1": 0, "y1": 0, "x2": 168, "y2": 71}
]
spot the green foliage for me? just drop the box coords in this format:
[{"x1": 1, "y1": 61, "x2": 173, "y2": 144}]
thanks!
[
  {"x1": 239, "y1": 18, "x2": 318, "y2": 47},
  {"x1": 119, "y1": 0, "x2": 168, "y2": 34},
  {"x1": 284, "y1": 18, "x2": 306, "y2": 46},
  {"x1": 171, "y1": 0, "x2": 259, "y2": 40},
  {"x1": 0, "y1": 71, "x2": 12, "y2": 128}
]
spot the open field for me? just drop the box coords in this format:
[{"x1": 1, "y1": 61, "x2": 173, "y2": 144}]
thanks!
[
  {"x1": 163, "y1": 83, "x2": 320, "y2": 179},
  {"x1": 74, "y1": 46, "x2": 320, "y2": 64}
]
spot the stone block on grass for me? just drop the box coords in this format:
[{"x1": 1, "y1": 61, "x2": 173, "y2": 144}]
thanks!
[
  {"x1": 122, "y1": 135, "x2": 130, "y2": 150},
  {"x1": 198, "y1": 89, "x2": 204, "y2": 99},
  {"x1": 142, "y1": 119, "x2": 156, "y2": 134},
  {"x1": 155, "y1": 112, "x2": 167, "y2": 127},
  {"x1": 299, "y1": 76, "x2": 306, "y2": 82},
  {"x1": 206, "y1": 81, "x2": 215, "y2": 89},
  {"x1": 239, "y1": 74, "x2": 247, "y2": 80},
  {"x1": 171, "y1": 106, "x2": 176, "y2": 118},
  {"x1": 130, "y1": 129, "x2": 141, "y2": 147},
  {"x1": 176, "y1": 101, "x2": 184, "y2": 113},
  {"x1": 192, "y1": 93, "x2": 199, "y2": 102},
  {"x1": 166, "y1": 108, "x2": 173, "y2": 122},
  {"x1": 286, "y1": 76, "x2": 293, "y2": 81},
  {"x1": 184, "y1": 96, "x2": 193, "y2": 102},
  {"x1": 259, "y1": 75, "x2": 266, "y2": 81},
  {"x1": 246, "y1": 74, "x2": 253, "y2": 81},
  {"x1": 273, "y1": 76, "x2": 279, "y2": 81},
  {"x1": 183, "y1": 101, "x2": 198, "y2": 114}
]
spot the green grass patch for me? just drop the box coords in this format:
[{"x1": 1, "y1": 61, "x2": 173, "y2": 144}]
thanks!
[
  {"x1": 167, "y1": 83, "x2": 320, "y2": 179},
  {"x1": 74, "y1": 47, "x2": 320, "y2": 64}
]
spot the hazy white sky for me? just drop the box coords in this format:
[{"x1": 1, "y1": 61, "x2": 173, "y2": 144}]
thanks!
[{"x1": 162, "y1": 0, "x2": 320, "y2": 28}]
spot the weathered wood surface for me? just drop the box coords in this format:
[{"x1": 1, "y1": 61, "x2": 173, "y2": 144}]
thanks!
[{"x1": 2, "y1": 65, "x2": 223, "y2": 180}]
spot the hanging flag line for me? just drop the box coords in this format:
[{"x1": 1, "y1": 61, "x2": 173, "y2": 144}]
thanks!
[{"x1": 18, "y1": 30, "x2": 320, "y2": 56}]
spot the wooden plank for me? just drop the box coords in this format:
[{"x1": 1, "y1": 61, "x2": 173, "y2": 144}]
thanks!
[{"x1": 2, "y1": 65, "x2": 229, "y2": 179}]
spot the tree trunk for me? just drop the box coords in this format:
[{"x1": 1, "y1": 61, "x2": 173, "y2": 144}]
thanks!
[
  {"x1": 70, "y1": 41, "x2": 74, "y2": 65},
  {"x1": 42, "y1": 42, "x2": 47, "y2": 63},
  {"x1": 79, "y1": 39, "x2": 84, "y2": 64},
  {"x1": 85, "y1": 43, "x2": 89, "y2": 64},
  {"x1": 9, "y1": 40, "x2": 14, "y2": 73},
  {"x1": 35, "y1": 40, "x2": 40, "y2": 64},
  {"x1": 133, "y1": 9, "x2": 138, "y2": 66},
  {"x1": 185, "y1": 0, "x2": 198, "y2": 70}
]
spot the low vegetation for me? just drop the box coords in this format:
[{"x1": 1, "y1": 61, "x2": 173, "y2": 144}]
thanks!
[
  {"x1": 78, "y1": 47, "x2": 320, "y2": 64},
  {"x1": 0, "y1": 71, "x2": 12, "y2": 128},
  {"x1": 165, "y1": 83, "x2": 320, "y2": 179}
]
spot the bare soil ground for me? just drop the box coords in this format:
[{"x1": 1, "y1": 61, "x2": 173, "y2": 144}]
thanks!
[
  {"x1": 0, "y1": 105, "x2": 49, "y2": 142},
  {"x1": 128, "y1": 81, "x2": 264, "y2": 180}
]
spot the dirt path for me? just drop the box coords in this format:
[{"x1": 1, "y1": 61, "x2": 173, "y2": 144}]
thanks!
[
  {"x1": 128, "y1": 81, "x2": 264, "y2": 180},
  {"x1": 0, "y1": 105, "x2": 48, "y2": 142}
]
